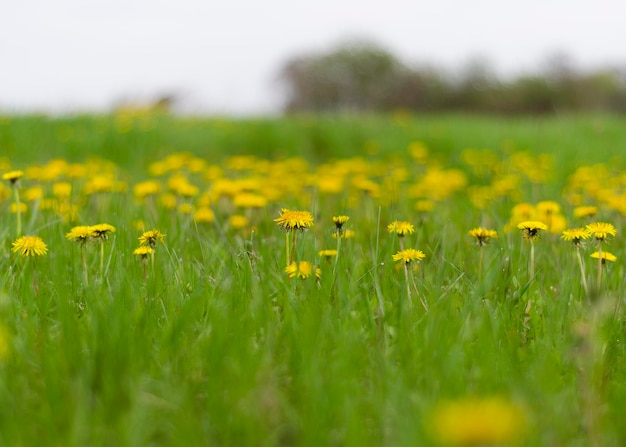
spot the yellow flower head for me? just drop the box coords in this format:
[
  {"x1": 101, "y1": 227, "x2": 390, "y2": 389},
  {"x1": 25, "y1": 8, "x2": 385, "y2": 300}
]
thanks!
[
  {"x1": 11, "y1": 235, "x2": 47, "y2": 257},
  {"x1": 586, "y1": 222, "x2": 617, "y2": 242},
  {"x1": 332, "y1": 215, "x2": 350, "y2": 230},
  {"x1": 591, "y1": 251, "x2": 617, "y2": 263},
  {"x1": 66, "y1": 226, "x2": 94, "y2": 244},
  {"x1": 388, "y1": 221, "x2": 415, "y2": 237},
  {"x1": 392, "y1": 248, "x2": 426, "y2": 264},
  {"x1": 332, "y1": 229, "x2": 355, "y2": 239},
  {"x1": 2, "y1": 170, "x2": 24, "y2": 185},
  {"x1": 517, "y1": 221, "x2": 548, "y2": 240},
  {"x1": 229, "y1": 214, "x2": 249, "y2": 230},
  {"x1": 90, "y1": 223, "x2": 116, "y2": 241},
  {"x1": 561, "y1": 228, "x2": 591, "y2": 246},
  {"x1": 429, "y1": 397, "x2": 526, "y2": 446},
  {"x1": 284, "y1": 261, "x2": 313, "y2": 279},
  {"x1": 318, "y1": 249, "x2": 338, "y2": 259},
  {"x1": 139, "y1": 229, "x2": 166, "y2": 248},
  {"x1": 133, "y1": 245, "x2": 153, "y2": 258},
  {"x1": 573, "y1": 205, "x2": 598, "y2": 219},
  {"x1": 193, "y1": 207, "x2": 215, "y2": 224},
  {"x1": 274, "y1": 209, "x2": 314, "y2": 232},
  {"x1": 468, "y1": 227, "x2": 497, "y2": 246}
]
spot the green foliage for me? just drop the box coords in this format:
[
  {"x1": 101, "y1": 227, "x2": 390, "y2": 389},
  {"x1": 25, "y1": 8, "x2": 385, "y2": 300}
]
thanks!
[{"x1": 0, "y1": 114, "x2": 625, "y2": 446}]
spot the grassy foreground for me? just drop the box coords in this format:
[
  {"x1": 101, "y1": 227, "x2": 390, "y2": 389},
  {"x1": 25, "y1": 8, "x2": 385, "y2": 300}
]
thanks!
[{"x1": 0, "y1": 113, "x2": 626, "y2": 446}]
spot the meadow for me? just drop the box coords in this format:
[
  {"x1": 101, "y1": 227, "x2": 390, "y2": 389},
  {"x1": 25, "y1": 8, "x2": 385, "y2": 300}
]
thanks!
[{"x1": 0, "y1": 112, "x2": 625, "y2": 446}]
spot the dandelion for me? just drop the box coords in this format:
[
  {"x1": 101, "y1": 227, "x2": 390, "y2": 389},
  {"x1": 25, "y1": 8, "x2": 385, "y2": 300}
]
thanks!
[
  {"x1": 573, "y1": 205, "x2": 598, "y2": 220},
  {"x1": 11, "y1": 235, "x2": 47, "y2": 257},
  {"x1": 332, "y1": 215, "x2": 350, "y2": 232},
  {"x1": 3, "y1": 170, "x2": 24, "y2": 236},
  {"x1": 586, "y1": 222, "x2": 617, "y2": 289},
  {"x1": 332, "y1": 229, "x2": 355, "y2": 239},
  {"x1": 274, "y1": 209, "x2": 314, "y2": 232},
  {"x1": 429, "y1": 396, "x2": 526, "y2": 446},
  {"x1": 318, "y1": 249, "x2": 338, "y2": 260},
  {"x1": 590, "y1": 250, "x2": 617, "y2": 291},
  {"x1": 12, "y1": 235, "x2": 47, "y2": 294},
  {"x1": 468, "y1": 227, "x2": 497, "y2": 246},
  {"x1": 561, "y1": 227, "x2": 591, "y2": 246},
  {"x1": 517, "y1": 221, "x2": 548, "y2": 279},
  {"x1": 468, "y1": 227, "x2": 497, "y2": 278},
  {"x1": 139, "y1": 229, "x2": 165, "y2": 272},
  {"x1": 91, "y1": 223, "x2": 116, "y2": 276},
  {"x1": 139, "y1": 229, "x2": 166, "y2": 248},
  {"x1": 274, "y1": 209, "x2": 314, "y2": 266},
  {"x1": 392, "y1": 249, "x2": 426, "y2": 264},
  {"x1": 387, "y1": 220, "x2": 415, "y2": 237},
  {"x1": 393, "y1": 248, "x2": 426, "y2": 309},
  {"x1": 585, "y1": 222, "x2": 616, "y2": 243},
  {"x1": 562, "y1": 228, "x2": 592, "y2": 295},
  {"x1": 285, "y1": 261, "x2": 313, "y2": 279},
  {"x1": 66, "y1": 225, "x2": 94, "y2": 285},
  {"x1": 590, "y1": 251, "x2": 617, "y2": 263},
  {"x1": 134, "y1": 246, "x2": 153, "y2": 283}
]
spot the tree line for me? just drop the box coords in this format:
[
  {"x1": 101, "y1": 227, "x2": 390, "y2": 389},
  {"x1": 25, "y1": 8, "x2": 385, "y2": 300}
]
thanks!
[{"x1": 279, "y1": 41, "x2": 626, "y2": 114}]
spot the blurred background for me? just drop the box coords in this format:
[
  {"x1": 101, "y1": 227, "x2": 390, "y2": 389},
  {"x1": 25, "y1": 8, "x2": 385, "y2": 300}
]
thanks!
[{"x1": 2, "y1": 0, "x2": 625, "y2": 115}]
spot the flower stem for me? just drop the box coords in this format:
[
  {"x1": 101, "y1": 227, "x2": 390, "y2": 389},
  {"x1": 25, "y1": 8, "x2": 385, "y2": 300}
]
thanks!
[
  {"x1": 13, "y1": 186, "x2": 21, "y2": 237},
  {"x1": 597, "y1": 245, "x2": 603, "y2": 290},
  {"x1": 529, "y1": 241, "x2": 535, "y2": 279},
  {"x1": 285, "y1": 232, "x2": 290, "y2": 267},
  {"x1": 576, "y1": 246, "x2": 589, "y2": 296},
  {"x1": 478, "y1": 245, "x2": 484, "y2": 279},
  {"x1": 403, "y1": 262, "x2": 413, "y2": 307},
  {"x1": 81, "y1": 244, "x2": 89, "y2": 286}
]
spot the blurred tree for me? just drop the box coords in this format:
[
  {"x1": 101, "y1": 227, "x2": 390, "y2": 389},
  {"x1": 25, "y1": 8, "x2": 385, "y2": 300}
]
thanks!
[{"x1": 280, "y1": 40, "x2": 407, "y2": 112}]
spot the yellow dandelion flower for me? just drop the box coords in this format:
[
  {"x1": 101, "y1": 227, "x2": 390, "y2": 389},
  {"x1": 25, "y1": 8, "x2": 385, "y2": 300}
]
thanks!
[
  {"x1": 332, "y1": 229, "x2": 355, "y2": 239},
  {"x1": 233, "y1": 192, "x2": 268, "y2": 209},
  {"x1": 388, "y1": 221, "x2": 414, "y2": 237},
  {"x1": 139, "y1": 229, "x2": 166, "y2": 248},
  {"x1": 318, "y1": 249, "x2": 338, "y2": 259},
  {"x1": 536, "y1": 200, "x2": 561, "y2": 215},
  {"x1": 11, "y1": 235, "x2": 48, "y2": 257},
  {"x1": 66, "y1": 226, "x2": 94, "y2": 244},
  {"x1": 591, "y1": 251, "x2": 617, "y2": 263},
  {"x1": 332, "y1": 215, "x2": 350, "y2": 230},
  {"x1": 561, "y1": 228, "x2": 591, "y2": 245},
  {"x1": 392, "y1": 248, "x2": 425, "y2": 264},
  {"x1": 133, "y1": 180, "x2": 161, "y2": 201},
  {"x1": 415, "y1": 199, "x2": 435, "y2": 213},
  {"x1": 90, "y1": 223, "x2": 116, "y2": 241},
  {"x1": 193, "y1": 207, "x2": 215, "y2": 223},
  {"x1": 177, "y1": 203, "x2": 194, "y2": 214},
  {"x1": 468, "y1": 227, "x2": 497, "y2": 246},
  {"x1": 517, "y1": 221, "x2": 548, "y2": 240},
  {"x1": 284, "y1": 261, "x2": 313, "y2": 279},
  {"x1": 10, "y1": 203, "x2": 27, "y2": 214},
  {"x1": 133, "y1": 245, "x2": 153, "y2": 258},
  {"x1": 274, "y1": 209, "x2": 314, "y2": 231},
  {"x1": 2, "y1": 170, "x2": 24, "y2": 185},
  {"x1": 586, "y1": 222, "x2": 617, "y2": 242},
  {"x1": 573, "y1": 205, "x2": 598, "y2": 219},
  {"x1": 229, "y1": 214, "x2": 249, "y2": 230},
  {"x1": 52, "y1": 182, "x2": 72, "y2": 199},
  {"x1": 429, "y1": 397, "x2": 526, "y2": 446}
]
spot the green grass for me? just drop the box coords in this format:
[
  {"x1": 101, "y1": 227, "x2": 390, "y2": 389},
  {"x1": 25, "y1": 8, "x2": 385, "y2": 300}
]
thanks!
[{"x1": 0, "y1": 112, "x2": 625, "y2": 446}]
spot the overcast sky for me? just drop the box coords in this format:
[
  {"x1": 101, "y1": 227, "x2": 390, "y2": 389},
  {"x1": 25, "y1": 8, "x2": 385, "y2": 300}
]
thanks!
[{"x1": 1, "y1": 0, "x2": 625, "y2": 114}]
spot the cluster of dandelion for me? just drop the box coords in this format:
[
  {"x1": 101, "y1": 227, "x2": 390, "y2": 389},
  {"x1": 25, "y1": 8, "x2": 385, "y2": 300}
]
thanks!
[
  {"x1": 66, "y1": 223, "x2": 116, "y2": 284},
  {"x1": 388, "y1": 220, "x2": 427, "y2": 310},
  {"x1": 134, "y1": 229, "x2": 166, "y2": 283},
  {"x1": 561, "y1": 222, "x2": 617, "y2": 292}
]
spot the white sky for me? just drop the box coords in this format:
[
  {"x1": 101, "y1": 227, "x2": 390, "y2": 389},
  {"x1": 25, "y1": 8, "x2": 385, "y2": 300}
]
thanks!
[{"x1": 1, "y1": 0, "x2": 625, "y2": 114}]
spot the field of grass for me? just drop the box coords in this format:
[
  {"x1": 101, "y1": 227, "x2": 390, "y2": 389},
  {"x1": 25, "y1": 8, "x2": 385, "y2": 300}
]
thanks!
[{"x1": 0, "y1": 112, "x2": 625, "y2": 446}]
